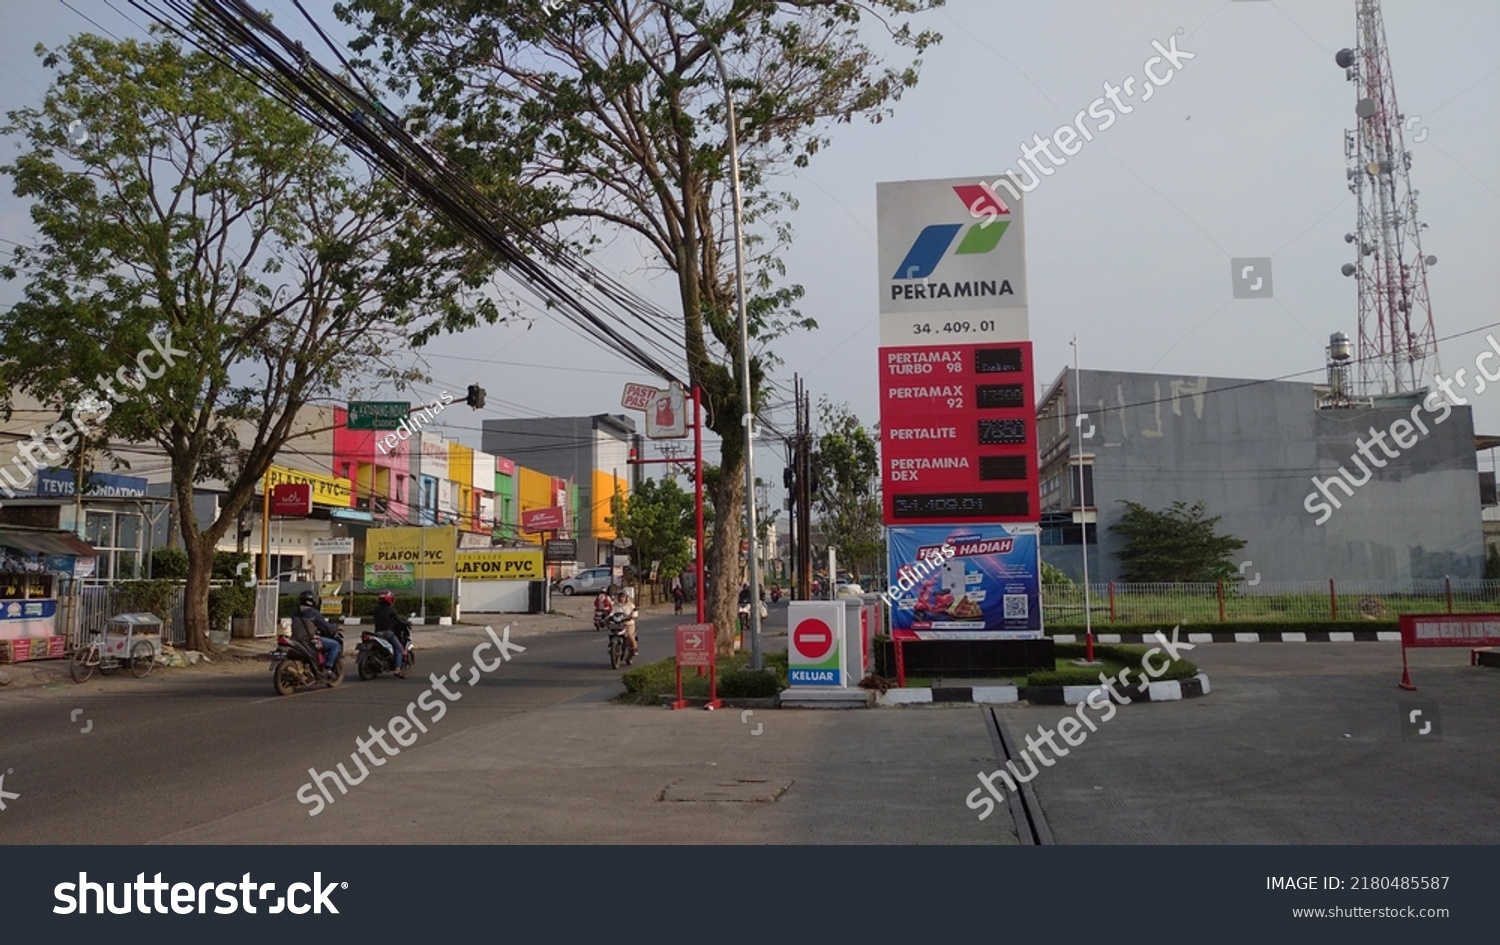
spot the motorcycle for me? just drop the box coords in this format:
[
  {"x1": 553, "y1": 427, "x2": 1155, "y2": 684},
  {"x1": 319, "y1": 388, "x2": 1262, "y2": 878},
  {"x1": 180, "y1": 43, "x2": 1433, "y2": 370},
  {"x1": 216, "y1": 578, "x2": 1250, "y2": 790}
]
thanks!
[
  {"x1": 770, "y1": 587, "x2": 781, "y2": 603},
  {"x1": 593, "y1": 608, "x2": 610, "y2": 632},
  {"x1": 270, "y1": 625, "x2": 345, "y2": 695},
  {"x1": 356, "y1": 627, "x2": 416, "y2": 680},
  {"x1": 606, "y1": 607, "x2": 636, "y2": 669}
]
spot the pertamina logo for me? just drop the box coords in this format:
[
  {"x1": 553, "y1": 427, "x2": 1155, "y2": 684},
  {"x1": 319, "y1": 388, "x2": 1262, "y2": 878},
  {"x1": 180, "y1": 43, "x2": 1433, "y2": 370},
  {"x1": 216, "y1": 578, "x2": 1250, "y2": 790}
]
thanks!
[{"x1": 893, "y1": 184, "x2": 1011, "y2": 280}]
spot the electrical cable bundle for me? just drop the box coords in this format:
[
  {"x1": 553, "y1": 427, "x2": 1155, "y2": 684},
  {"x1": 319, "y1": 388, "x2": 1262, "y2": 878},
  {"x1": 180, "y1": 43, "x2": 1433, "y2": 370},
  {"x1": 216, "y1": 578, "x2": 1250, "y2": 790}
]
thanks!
[{"x1": 128, "y1": 0, "x2": 690, "y2": 387}]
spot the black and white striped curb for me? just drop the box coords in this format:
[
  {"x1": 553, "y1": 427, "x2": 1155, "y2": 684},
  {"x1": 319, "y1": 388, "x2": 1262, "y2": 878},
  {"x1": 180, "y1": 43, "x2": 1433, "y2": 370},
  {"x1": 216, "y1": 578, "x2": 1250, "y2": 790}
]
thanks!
[
  {"x1": 1050, "y1": 630, "x2": 1401, "y2": 644},
  {"x1": 875, "y1": 673, "x2": 1211, "y2": 707}
]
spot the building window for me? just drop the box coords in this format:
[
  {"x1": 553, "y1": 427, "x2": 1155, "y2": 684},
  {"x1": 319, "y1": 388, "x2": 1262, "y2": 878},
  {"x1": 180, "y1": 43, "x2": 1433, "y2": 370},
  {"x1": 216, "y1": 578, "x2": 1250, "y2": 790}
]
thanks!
[{"x1": 84, "y1": 509, "x2": 144, "y2": 582}]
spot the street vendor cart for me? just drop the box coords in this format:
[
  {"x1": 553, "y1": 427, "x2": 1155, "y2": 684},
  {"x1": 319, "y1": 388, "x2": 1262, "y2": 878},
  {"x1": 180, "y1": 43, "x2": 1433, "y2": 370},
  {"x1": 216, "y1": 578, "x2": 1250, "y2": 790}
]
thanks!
[{"x1": 70, "y1": 612, "x2": 162, "y2": 682}]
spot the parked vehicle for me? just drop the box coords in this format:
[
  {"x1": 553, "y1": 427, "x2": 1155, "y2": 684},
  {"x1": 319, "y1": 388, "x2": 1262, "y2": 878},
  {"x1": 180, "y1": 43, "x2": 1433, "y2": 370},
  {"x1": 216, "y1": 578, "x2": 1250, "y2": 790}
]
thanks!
[
  {"x1": 270, "y1": 626, "x2": 344, "y2": 695},
  {"x1": 356, "y1": 629, "x2": 415, "y2": 680},
  {"x1": 559, "y1": 567, "x2": 613, "y2": 596}
]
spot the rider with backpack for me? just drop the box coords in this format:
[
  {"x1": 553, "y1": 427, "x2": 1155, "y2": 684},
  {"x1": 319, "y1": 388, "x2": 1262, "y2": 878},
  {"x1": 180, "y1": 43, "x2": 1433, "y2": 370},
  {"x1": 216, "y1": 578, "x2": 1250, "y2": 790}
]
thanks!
[
  {"x1": 291, "y1": 590, "x2": 341, "y2": 679},
  {"x1": 372, "y1": 590, "x2": 411, "y2": 678}
]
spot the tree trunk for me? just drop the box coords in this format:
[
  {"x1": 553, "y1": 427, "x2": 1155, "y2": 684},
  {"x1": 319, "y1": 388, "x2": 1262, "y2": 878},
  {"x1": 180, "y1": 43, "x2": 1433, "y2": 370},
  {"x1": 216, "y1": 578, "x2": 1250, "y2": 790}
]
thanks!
[
  {"x1": 182, "y1": 531, "x2": 214, "y2": 652},
  {"x1": 707, "y1": 441, "x2": 746, "y2": 657}
]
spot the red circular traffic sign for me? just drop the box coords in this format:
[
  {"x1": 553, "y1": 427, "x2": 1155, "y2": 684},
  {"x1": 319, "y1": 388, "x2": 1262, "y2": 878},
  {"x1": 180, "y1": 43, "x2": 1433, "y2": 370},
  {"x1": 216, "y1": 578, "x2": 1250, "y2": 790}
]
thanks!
[{"x1": 792, "y1": 618, "x2": 834, "y2": 660}]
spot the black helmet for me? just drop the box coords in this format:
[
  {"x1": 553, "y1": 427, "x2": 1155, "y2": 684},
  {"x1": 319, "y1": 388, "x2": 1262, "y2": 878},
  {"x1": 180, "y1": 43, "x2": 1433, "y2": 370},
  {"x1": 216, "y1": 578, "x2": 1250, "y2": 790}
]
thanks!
[{"x1": 298, "y1": 590, "x2": 317, "y2": 607}]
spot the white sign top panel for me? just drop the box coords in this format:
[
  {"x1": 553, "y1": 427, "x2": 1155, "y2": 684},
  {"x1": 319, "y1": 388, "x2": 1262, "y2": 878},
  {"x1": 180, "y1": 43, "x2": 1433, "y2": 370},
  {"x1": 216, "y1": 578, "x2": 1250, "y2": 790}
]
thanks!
[{"x1": 876, "y1": 175, "x2": 1029, "y2": 343}]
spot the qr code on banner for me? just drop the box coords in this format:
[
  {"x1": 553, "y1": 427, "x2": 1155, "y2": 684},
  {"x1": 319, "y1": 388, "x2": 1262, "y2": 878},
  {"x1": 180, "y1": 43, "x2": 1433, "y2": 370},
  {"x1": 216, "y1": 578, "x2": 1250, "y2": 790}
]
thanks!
[{"x1": 1003, "y1": 594, "x2": 1028, "y2": 619}]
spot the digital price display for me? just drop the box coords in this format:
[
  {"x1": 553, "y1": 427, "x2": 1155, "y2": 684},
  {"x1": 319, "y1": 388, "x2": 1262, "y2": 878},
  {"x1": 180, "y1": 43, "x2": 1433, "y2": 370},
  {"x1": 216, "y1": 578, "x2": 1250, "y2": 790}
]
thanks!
[{"x1": 880, "y1": 342, "x2": 1039, "y2": 525}]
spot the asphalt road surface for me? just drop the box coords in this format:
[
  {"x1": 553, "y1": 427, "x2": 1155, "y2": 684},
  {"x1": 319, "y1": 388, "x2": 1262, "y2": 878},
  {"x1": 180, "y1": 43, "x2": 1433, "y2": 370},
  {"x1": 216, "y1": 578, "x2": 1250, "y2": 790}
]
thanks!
[
  {"x1": 1, "y1": 601, "x2": 1494, "y2": 845},
  {"x1": 0, "y1": 609, "x2": 689, "y2": 843}
]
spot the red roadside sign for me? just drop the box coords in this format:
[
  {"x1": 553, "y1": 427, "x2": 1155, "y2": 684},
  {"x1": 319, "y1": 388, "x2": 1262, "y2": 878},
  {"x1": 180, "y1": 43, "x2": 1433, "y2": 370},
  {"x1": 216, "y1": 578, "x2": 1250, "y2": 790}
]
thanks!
[
  {"x1": 269, "y1": 483, "x2": 312, "y2": 516},
  {"x1": 792, "y1": 618, "x2": 834, "y2": 661},
  {"x1": 621, "y1": 383, "x2": 661, "y2": 411},
  {"x1": 521, "y1": 506, "x2": 565, "y2": 533},
  {"x1": 1397, "y1": 613, "x2": 1500, "y2": 689},
  {"x1": 672, "y1": 623, "x2": 719, "y2": 710},
  {"x1": 676, "y1": 623, "x2": 712, "y2": 668}
]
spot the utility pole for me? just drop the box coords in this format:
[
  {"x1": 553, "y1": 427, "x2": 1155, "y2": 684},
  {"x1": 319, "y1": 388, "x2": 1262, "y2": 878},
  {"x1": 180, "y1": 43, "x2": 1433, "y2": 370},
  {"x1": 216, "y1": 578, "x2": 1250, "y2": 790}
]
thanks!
[{"x1": 796, "y1": 379, "x2": 813, "y2": 602}]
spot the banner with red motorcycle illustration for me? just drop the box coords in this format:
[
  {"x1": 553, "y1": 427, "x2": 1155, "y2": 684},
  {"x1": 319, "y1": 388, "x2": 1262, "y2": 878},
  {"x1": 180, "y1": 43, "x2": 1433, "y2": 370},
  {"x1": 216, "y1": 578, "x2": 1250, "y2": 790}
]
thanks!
[{"x1": 885, "y1": 523, "x2": 1041, "y2": 636}]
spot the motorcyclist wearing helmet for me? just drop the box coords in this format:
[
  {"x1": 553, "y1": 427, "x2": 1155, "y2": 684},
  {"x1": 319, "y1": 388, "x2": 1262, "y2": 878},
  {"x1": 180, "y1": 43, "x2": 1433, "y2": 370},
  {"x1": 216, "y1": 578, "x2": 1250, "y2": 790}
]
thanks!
[
  {"x1": 610, "y1": 589, "x2": 639, "y2": 658},
  {"x1": 291, "y1": 590, "x2": 341, "y2": 678},
  {"x1": 372, "y1": 589, "x2": 410, "y2": 678}
]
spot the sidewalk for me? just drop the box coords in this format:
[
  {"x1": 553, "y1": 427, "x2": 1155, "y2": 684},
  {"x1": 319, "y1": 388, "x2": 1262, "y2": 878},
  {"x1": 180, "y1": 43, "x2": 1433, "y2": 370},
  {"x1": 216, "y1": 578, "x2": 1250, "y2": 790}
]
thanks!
[
  {"x1": 0, "y1": 595, "x2": 624, "y2": 692},
  {"x1": 160, "y1": 691, "x2": 1011, "y2": 845}
]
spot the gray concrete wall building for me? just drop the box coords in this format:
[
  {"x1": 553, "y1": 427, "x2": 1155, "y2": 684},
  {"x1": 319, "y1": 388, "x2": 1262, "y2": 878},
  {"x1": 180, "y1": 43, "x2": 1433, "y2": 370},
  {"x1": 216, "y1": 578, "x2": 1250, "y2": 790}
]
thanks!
[
  {"x1": 1036, "y1": 367, "x2": 1483, "y2": 583},
  {"x1": 481, "y1": 414, "x2": 641, "y2": 564}
]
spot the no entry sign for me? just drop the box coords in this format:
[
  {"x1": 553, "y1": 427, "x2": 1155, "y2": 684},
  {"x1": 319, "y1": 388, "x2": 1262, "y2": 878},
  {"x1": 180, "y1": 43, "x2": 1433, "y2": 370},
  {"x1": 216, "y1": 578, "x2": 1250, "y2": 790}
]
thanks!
[
  {"x1": 792, "y1": 619, "x2": 835, "y2": 661},
  {"x1": 787, "y1": 602, "x2": 846, "y2": 688}
]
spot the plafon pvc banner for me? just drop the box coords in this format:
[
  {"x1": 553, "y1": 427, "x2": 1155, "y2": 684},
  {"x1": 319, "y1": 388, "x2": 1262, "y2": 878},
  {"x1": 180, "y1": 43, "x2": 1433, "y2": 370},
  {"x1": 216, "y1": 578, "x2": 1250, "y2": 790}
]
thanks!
[{"x1": 886, "y1": 523, "x2": 1041, "y2": 636}]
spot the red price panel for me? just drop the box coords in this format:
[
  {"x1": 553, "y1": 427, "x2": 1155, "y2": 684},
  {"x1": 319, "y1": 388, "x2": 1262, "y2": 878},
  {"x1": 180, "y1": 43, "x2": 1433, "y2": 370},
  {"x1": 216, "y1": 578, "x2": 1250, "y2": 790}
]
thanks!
[{"x1": 879, "y1": 342, "x2": 1039, "y2": 525}]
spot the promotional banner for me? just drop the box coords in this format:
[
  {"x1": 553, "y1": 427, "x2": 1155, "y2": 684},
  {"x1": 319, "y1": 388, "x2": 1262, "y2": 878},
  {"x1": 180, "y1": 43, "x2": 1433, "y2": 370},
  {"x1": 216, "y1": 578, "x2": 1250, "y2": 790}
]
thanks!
[
  {"x1": 456, "y1": 548, "x2": 544, "y2": 581},
  {"x1": 363, "y1": 562, "x2": 415, "y2": 589},
  {"x1": 886, "y1": 523, "x2": 1041, "y2": 635},
  {"x1": 364, "y1": 526, "x2": 456, "y2": 579}
]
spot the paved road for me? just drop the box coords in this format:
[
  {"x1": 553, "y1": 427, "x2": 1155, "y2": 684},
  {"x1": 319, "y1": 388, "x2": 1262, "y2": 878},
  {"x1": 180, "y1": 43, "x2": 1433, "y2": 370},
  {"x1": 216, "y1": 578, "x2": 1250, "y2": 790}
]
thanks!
[
  {"x1": 3, "y1": 600, "x2": 1492, "y2": 844},
  {"x1": 0, "y1": 599, "x2": 1006, "y2": 845},
  {"x1": 994, "y1": 643, "x2": 1499, "y2": 844},
  {"x1": 0, "y1": 609, "x2": 676, "y2": 843}
]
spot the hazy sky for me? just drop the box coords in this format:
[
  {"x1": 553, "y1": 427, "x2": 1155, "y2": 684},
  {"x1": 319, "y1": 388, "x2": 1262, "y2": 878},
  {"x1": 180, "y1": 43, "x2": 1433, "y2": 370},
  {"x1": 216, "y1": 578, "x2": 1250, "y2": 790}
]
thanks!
[{"x1": 2, "y1": 1, "x2": 1498, "y2": 497}]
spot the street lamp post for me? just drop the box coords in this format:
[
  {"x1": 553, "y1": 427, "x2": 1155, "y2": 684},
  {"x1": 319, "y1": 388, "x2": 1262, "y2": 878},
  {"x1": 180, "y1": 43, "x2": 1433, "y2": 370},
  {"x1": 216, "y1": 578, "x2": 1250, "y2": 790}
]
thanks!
[
  {"x1": 655, "y1": 0, "x2": 762, "y2": 668},
  {"x1": 1070, "y1": 337, "x2": 1094, "y2": 663}
]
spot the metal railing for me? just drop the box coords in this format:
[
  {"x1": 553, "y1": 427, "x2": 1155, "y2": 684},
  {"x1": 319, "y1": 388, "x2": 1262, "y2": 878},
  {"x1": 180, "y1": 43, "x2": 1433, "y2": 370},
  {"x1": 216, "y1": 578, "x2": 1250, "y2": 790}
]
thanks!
[
  {"x1": 1041, "y1": 578, "x2": 1500, "y2": 627},
  {"x1": 68, "y1": 580, "x2": 282, "y2": 647}
]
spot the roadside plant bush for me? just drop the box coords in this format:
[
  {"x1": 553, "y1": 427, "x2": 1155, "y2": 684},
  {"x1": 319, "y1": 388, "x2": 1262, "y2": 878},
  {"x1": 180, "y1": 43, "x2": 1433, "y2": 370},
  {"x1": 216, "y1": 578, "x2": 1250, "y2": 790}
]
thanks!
[
  {"x1": 718, "y1": 669, "x2": 782, "y2": 698},
  {"x1": 621, "y1": 657, "x2": 677, "y2": 695},
  {"x1": 1040, "y1": 561, "x2": 1074, "y2": 586},
  {"x1": 115, "y1": 579, "x2": 178, "y2": 622},
  {"x1": 207, "y1": 584, "x2": 255, "y2": 630},
  {"x1": 148, "y1": 547, "x2": 189, "y2": 580},
  {"x1": 277, "y1": 593, "x2": 453, "y2": 619}
]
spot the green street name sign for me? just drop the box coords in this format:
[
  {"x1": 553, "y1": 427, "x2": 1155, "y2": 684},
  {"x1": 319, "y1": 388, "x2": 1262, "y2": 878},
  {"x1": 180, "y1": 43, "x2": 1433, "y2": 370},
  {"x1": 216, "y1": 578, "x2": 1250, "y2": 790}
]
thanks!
[{"x1": 347, "y1": 400, "x2": 410, "y2": 431}]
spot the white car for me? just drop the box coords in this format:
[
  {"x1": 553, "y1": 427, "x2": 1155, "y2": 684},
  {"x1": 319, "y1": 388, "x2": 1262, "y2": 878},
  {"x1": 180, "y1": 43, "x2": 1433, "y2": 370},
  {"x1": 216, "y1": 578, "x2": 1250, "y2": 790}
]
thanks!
[
  {"x1": 834, "y1": 582, "x2": 864, "y2": 598},
  {"x1": 558, "y1": 567, "x2": 613, "y2": 596}
]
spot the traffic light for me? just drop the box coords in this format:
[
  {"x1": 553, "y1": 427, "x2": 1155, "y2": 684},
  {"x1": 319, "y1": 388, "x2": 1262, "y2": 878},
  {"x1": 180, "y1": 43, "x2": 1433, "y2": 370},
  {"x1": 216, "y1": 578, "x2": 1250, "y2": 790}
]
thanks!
[
  {"x1": 783, "y1": 467, "x2": 795, "y2": 489},
  {"x1": 465, "y1": 384, "x2": 486, "y2": 409}
]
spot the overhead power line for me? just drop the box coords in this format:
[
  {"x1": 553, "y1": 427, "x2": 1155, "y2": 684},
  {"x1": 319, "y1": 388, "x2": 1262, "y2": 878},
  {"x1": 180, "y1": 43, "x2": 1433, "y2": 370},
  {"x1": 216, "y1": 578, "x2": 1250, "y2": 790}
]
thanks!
[{"x1": 128, "y1": 0, "x2": 690, "y2": 387}]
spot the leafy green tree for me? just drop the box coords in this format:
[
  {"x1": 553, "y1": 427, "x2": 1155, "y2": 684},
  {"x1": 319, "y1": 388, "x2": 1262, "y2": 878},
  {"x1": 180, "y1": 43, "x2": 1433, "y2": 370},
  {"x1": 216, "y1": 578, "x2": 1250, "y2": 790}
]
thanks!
[
  {"x1": 1110, "y1": 500, "x2": 1247, "y2": 583},
  {"x1": 338, "y1": 0, "x2": 941, "y2": 651},
  {"x1": 0, "y1": 34, "x2": 500, "y2": 651},
  {"x1": 812, "y1": 398, "x2": 882, "y2": 582},
  {"x1": 1040, "y1": 561, "x2": 1074, "y2": 586},
  {"x1": 608, "y1": 477, "x2": 694, "y2": 598}
]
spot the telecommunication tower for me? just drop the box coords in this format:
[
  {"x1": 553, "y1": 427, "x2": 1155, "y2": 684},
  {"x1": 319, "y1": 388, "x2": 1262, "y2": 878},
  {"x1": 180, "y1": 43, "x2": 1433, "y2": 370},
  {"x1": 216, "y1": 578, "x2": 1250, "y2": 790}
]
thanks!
[{"x1": 1336, "y1": 0, "x2": 1438, "y2": 395}]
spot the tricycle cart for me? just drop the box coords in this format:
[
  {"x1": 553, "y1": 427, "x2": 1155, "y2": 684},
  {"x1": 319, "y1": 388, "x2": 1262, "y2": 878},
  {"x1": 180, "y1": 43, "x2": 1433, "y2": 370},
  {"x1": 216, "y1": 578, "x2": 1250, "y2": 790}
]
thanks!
[{"x1": 70, "y1": 612, "x2": 163, "y2": 683}]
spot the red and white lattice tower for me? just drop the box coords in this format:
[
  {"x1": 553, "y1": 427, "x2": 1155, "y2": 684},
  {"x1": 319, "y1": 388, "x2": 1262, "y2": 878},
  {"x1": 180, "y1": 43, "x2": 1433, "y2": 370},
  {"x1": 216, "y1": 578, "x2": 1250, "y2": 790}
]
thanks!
[{"x1": 1337, "y1": 0, "x2": 1439, "y2": 395}]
